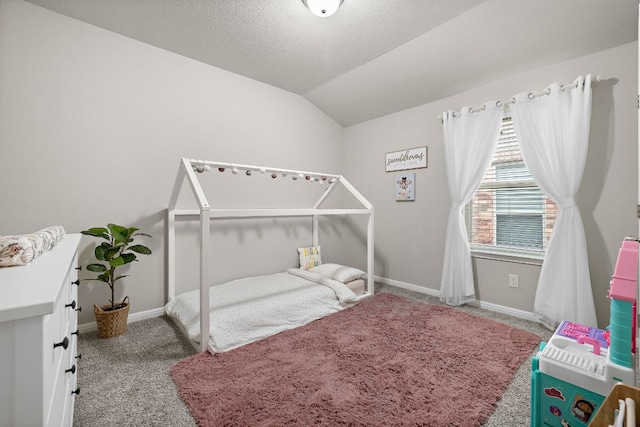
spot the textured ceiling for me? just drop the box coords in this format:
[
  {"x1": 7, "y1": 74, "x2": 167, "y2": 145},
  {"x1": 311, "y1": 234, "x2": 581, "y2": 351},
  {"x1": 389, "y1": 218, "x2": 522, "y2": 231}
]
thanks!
[{"x1": 24, "y1": 0, "x2": 640, "y2": 126}]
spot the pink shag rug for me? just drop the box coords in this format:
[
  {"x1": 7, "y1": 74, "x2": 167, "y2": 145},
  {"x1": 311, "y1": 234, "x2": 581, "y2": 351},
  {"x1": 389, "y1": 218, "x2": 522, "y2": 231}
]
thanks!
[{"x1": 171, "y1": 293, "x2": 540, "y2": 426}]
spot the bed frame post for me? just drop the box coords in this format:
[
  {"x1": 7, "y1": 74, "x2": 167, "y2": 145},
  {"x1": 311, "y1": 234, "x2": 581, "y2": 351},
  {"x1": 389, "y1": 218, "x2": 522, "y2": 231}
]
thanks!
[
  {"x1": 177, "y1": 158, "x2": 213, "y2": 353},
  {"x1": 338, "y1": 176, "x2": 375, "y2": 296},
  {"x1": 167, "y1": 210, "x2": 176, "y2": 299},
  {"x1": 367, "y1": 211, "x2": 374, "y2": 296},
  {"x1": 199, "y1": 208, "x2": 211, "y2": 353},
  {"x1": 312, "y1": 216, "x2": 319, "y2": 247}
]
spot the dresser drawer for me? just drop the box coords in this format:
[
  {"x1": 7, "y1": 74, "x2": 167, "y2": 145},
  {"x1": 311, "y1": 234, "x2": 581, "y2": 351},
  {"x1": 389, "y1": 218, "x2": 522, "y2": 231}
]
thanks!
[
  {"x1": 47, "y1": 336, "x2": 78, "y2": 427},
  {"x1": 65, "y1": 254, "x2": 80, "y2": 335},
  {"x1": 63, "y1": 337, "x2": 79, "y2": 427},
  {"x1": 41, "y1": 247, "x2": 80, "y2": 427},
  {"x1": 43, "y1": 271, "x2": 76, "y2": 426},
  {"x1": 0, "y1": 234, "x2": 81, "y2": 427},
  {"x1": 43, "y1": 285, "x2": 67, "y2": 412}
]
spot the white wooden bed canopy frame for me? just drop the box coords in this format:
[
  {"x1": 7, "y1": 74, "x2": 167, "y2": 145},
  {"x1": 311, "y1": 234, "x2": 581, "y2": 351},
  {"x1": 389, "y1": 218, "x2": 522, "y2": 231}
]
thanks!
[{"x1": 167, "y1": 157, "x2": 375, "y2": 352}]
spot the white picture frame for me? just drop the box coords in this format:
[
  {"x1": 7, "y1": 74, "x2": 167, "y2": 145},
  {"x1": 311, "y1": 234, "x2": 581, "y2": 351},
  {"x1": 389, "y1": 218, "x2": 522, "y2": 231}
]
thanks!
[
  {"x1": 385, "y1": 146, "x2": 427, "y2": 172},
  {"x1": 396, "y1": 173, "x2": 415, "y2": 201}
]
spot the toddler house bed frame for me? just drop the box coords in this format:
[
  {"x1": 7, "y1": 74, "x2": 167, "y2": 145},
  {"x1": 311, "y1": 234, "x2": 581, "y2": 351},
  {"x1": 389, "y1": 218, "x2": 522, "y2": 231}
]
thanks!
[{"x1": 167, "y1": 158, "x2": 375, "y2": 352}]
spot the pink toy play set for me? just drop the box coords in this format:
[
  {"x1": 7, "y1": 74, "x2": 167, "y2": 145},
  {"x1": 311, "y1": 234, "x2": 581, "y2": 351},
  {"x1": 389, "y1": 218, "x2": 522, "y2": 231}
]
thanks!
[{"x1": 531, "y1": 238, "x2": 637, "y2": 427}]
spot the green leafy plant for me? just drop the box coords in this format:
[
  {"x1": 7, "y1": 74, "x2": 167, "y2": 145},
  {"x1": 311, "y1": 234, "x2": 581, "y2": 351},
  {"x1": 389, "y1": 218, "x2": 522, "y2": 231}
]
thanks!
[{"x1": 81, "y1": 224, "x2": 152, "y2": 311}]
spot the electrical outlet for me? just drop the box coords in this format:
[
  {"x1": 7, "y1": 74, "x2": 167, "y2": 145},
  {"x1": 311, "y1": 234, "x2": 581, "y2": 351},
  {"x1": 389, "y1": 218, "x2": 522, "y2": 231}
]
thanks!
[{"x1": 508, "y1": 274, "x2": 519, "y2": 288}]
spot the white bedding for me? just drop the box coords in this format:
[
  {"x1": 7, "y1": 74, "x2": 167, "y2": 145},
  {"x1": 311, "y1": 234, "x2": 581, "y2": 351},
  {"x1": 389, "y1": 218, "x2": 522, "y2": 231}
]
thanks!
[{"x1": 165, "y1": 267, "x2": 358, "y2": 353}]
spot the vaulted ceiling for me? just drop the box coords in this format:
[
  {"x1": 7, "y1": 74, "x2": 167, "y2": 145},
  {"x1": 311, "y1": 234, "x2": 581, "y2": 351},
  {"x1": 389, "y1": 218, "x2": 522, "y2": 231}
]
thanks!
[{"x1": 25, "y1": 0, "x2": 639, "y2": 126}]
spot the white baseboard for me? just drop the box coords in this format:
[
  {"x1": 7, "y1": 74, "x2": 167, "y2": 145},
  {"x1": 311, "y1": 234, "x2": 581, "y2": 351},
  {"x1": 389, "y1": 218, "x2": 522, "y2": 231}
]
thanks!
[
  {"x1": 374, "y1": 275, "x2": 538, "y2": 323},
  {"x1": 467, "y1": 300, "x2": 538, "y2": 323},
  {"x1": 78, "y1": 278, "x2": 539, "y2": 332},
  {"x1": 78, "y1": 306, "x2": 166, "y2": 333},
  {"x1": 374, "y1": 275, "x2": 441, "y2": 298}
]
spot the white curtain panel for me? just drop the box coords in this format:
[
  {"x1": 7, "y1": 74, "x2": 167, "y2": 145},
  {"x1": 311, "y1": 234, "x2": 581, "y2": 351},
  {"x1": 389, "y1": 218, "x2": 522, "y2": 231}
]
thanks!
[
  {"x1": 510, "y1": 75, "x2": 597, "y2": 328},
  {"x1": 440, "y1": 104, "x2": 503, "y2": 306}
]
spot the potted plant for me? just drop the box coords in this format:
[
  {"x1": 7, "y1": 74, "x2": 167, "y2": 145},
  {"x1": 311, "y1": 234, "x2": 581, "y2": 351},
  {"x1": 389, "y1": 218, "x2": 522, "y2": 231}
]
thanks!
[{"x1": 81, "y1": 224, "x2": 152, "y2": 338}]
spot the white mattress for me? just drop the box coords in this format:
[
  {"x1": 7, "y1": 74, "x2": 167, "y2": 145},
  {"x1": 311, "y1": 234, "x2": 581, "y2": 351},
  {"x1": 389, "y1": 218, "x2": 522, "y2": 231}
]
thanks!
[
  {"x1": 165, "y1": 268, "x2": 359, "y2": 353},
  {"x1": 345, "y1": 278, "x2": 365, "y2": 296}
]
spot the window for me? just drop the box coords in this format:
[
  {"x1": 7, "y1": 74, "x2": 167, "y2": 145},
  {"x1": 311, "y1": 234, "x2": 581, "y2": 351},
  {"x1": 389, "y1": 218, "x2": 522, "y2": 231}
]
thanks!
[{"x1": 465, "y1": 117, "x2": 557, "y2": 259}]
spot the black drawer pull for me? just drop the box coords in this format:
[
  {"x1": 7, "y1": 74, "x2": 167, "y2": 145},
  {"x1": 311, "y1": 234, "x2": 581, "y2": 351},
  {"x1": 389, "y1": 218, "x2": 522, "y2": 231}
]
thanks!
[
  {"x1": 53, "y1": 337, "x2": 69, "y2": 350},
  {"x1": 71, "y1": 388, "x2": 80, "y2": 395},
  {"x1": 75, "y1": 306, "x2": 82, "y2": 312},
  {"x1": 75, "y1": 266, "x2": 82, "y2": 271},
  {"x1": 75, "y1": 354, "x2": 82, "y2": 360},
  {"x1": 71, "y1": 279, "x2": 80, "y2": 286},
  {"x1": 65, "y1": 365, "x2": 76, "y2": 374},
  {"x1": 72, "y1": 329, "x2": 79, "y2": 336},
  {"x1": 65, "y1": 300, "x2": 76, "y2": 310}
]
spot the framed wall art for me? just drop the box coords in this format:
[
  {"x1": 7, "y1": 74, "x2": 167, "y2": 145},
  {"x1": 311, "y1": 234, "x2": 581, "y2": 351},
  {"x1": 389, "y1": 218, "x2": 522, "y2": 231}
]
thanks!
[
  {"x1": 396, "y1": 173, "x2": 415, "y2": 201},
  {"x1": 385, "y1": 146, "x2": 427, "y2": 172}
]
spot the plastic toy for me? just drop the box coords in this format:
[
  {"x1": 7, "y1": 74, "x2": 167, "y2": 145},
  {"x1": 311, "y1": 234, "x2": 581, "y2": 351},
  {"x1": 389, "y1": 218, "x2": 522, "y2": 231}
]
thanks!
[{"x1": 530, "y1": 237, "x2": 637, "y2": 427}]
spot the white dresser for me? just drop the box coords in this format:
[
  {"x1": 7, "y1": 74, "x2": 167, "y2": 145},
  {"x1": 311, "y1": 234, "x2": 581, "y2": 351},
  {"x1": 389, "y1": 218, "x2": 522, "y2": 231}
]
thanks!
[{"x1": 0, "y1": 234, "x2": 82, "y2": 427}]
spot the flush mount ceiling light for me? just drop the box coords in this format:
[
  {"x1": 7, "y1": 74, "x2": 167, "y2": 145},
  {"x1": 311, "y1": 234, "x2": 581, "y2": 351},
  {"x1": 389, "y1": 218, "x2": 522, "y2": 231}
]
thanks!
[{"x1": 302, "y1": 0, "x2": 344, "y2": 17}]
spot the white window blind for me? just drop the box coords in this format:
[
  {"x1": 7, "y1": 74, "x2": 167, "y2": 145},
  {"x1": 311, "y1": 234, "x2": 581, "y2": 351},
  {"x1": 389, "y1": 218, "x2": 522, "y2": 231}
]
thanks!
[{"x1": 466, "y1": 117, "x2": 557, "y2": 257}]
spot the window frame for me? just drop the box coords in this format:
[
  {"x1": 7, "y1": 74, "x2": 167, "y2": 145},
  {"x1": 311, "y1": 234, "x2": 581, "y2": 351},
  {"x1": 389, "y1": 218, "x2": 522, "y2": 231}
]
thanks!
[{"x1": 465, "y1": 117, "x2": 553, "y2": 264}]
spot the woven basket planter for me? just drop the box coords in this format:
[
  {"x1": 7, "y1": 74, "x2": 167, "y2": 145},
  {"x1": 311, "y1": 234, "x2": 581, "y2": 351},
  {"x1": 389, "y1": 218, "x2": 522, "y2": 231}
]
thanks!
[{"x1": 94, "y1": 296, "x2": 130, "y2": 339}]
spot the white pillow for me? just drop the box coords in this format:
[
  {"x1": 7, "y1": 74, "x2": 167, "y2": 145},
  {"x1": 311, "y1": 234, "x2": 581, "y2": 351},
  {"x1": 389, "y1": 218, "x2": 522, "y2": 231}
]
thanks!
[
  {"x1": 310, "y1": 263, "x2": 365, "y2": 283},
  {"x1": 333, "y1": 265, "x2": 366, "y2": 283},
  {"x1": 309, "y1": 262, "x2": 342, "y2": 278},
  {"x1": 297, "y1": 246, "x2": 322, "y2": 270}
]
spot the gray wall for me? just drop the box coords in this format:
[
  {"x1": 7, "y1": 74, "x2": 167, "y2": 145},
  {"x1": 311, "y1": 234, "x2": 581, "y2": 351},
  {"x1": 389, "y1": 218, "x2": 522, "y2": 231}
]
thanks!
[
  {"x1": 1, "y1": 0, "x2": 637, "y2": 330},
  {"x1": 342, "y1": 42, "x2": 638, "y2": 328},
  {"x1": 0, "y1": 0, "x2": 346, "y2": 324}
]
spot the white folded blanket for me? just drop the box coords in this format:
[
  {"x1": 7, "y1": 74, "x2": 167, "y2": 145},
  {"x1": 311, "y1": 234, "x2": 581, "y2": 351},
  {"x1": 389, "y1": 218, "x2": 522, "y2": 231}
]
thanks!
[{"x1": 0, "y1": 226, "x2": 66, "y2": 267}]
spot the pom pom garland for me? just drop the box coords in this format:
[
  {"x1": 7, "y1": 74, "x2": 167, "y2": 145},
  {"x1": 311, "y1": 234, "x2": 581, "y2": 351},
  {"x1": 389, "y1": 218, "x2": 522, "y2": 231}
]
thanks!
[{"x1": 190, "y1": 162, "x2": 339, "y2": 185}]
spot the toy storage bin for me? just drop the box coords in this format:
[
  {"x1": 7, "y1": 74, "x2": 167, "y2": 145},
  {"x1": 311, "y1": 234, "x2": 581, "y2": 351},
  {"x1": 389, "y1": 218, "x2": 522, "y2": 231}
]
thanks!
[{"x1": 588, "y1": 383, "x2": 640, "y2": 426}]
